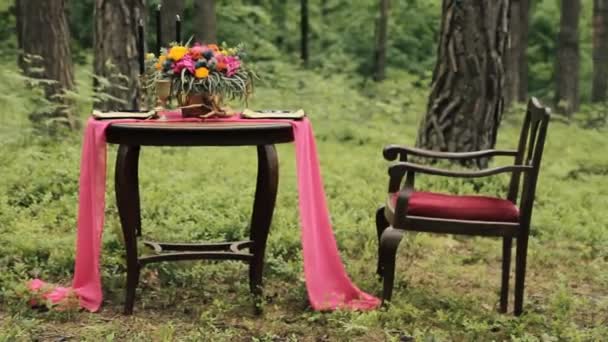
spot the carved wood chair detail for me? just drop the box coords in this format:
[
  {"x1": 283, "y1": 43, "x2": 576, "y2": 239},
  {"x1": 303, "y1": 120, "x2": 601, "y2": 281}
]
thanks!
[{"x1": 376, "y1": 97, "x2": 551, "y2": 316}]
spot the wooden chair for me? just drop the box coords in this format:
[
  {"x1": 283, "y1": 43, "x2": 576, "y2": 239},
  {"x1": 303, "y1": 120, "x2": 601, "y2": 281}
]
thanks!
[{"x1": 376, "y1": 97, "x2": 551, "y2": 316}]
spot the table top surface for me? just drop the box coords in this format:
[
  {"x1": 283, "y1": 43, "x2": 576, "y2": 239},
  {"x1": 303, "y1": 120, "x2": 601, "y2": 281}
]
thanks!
[{"x1": 106, "y1": 120, "x2": 295, "y2": 146}]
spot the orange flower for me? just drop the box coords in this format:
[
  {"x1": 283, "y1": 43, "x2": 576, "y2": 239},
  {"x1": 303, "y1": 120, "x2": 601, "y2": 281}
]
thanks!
[
  {"x1": 195, "y1": 67, "x2": 209, "y2": 78},
  {"x1": 217, "y1": 61, "x2": 227, "y2": 71},
  {"x1": 189, "y1": 45, "x2": 204, "y2": 60},
  {"x1": 208, "y1": 44, "x2": 219, "y2": 52},
  {"x1": 155, "y1": 55, "x2": 167, "y2": 70}
]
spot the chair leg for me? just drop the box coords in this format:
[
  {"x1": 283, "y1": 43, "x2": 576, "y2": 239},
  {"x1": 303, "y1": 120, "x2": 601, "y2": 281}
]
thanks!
[
  {"x1": 124, "y1": 266, "x2": 140, "y2": 315},
  {"x1": 514, "y1": 234, "x2": 529, "y2": 316},
  {"x1": 379, "y1": 227, "x2": 406, "y2": 304},
  {"x1": 375, "y1": 206, "x2": 389, "y2": 277},
  {"x1": 499, "y1": 237, "x2": 512, "y2": 313}
]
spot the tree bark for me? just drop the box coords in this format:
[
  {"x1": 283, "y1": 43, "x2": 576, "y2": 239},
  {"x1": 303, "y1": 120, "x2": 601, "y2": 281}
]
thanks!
[
  {"x1": 94, "y1": 0, "x2": 145, "y2": 111},
  {"x1": 505, "y1": 0, "x2": 530, "y2": 105},
  {"x1": 17, "y1": 0, "x2": 76, "y2": 129},
  {"x1": 161, "y1": 0, "x2": 185, "y2": 46},
  {"x1": 592, "y1": 0, "x2": 608, "y2": 102},
  {"x1": 193, "y1": 0, "x2": 217, "y2": 44},
  {"x1": 555, "y1": 0, "x2": 581, "y2": 115},
  {"x1": 301, "y1": 0, "x2": 309, "y2": 65},
  {"x1": 15, "y1": 0, "x2": 23, "y2": 69},
  {"x1": 273, "y1": 0, "x2": 288, "y2": 48},
  {"x1": 374, "y1": 0, "x2": 390, "y2": 81},
  {"x1": 416, "y1": 0, "x2": 510, "y2": 167}
]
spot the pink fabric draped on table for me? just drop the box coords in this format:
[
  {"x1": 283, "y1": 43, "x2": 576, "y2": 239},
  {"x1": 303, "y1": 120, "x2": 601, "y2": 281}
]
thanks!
[{"x1": 31, "y1": 112, "x2": 380, "y2": 311}]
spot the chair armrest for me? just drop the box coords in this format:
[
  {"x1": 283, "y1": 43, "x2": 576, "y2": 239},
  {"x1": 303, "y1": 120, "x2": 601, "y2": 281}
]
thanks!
[
  {"x1": 389, "y1": 161, "x2": 532, "y2": 179},
  {"x1": 383, "y1": 144, "x2": 518, "y2": 161}
]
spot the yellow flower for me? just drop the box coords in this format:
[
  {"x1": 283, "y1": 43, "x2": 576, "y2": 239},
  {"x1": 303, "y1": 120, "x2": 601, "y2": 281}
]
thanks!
[
  {"x1": 146, "y1": 53, "x2": 156, "y2": 60},
  {"x1": 155, "y1": 55, "x2": 167, "y2": 70},
  {"x1": 195, "y1": 67, "x2": 209, "y2": 79},
  {"x1": 168, "y1": 46, "x2": 188, "y2": 61}
]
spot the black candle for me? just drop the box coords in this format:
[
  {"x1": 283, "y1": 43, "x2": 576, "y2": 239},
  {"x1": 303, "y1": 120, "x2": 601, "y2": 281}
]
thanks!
[
  {"x1": 156, "y1": 4, "x2": 162, "y2": 55},
  {"x1": 175, "y1": 14, "x2": 181, "y2": 43},
  {"x1": 138, "y1": 19, "x2": 145, "y2": 74}
]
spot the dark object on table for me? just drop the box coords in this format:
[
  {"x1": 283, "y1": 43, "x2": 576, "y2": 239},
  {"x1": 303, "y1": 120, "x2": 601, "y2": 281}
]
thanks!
[
  {"x1": 106, "y1": 121, "x2": 294, "y2": 315},
  {"x1": 376, "y1": 97, "x2": 551, "y2": 316}
]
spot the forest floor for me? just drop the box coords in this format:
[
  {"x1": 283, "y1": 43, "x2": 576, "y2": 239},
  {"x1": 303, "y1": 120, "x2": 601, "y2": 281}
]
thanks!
[{"x1": 1, "y1": 60, "x2": 607, "y2": 341}]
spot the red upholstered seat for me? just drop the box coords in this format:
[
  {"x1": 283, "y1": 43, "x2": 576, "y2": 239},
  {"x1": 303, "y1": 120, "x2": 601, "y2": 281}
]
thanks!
[{"x1": 391, "y1": 191, "x2": 520, "y2": 222}]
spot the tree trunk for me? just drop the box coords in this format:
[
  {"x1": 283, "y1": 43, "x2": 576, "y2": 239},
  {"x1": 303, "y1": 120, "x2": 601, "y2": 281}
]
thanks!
[
  {"x1": 374, "y1": 0, "x2": 390, "y2": 81},
  {"x1": 301, "y1": 0, "x2": 309, "y2": 65},
  {"x1": 274, "y1": 0, "x2": 288, "y2": 48},
  {"x1": 555, "y1": 0, "x2": 581, "y2": 115},
  {"x1": 15, "y1": 0, "x2": 23, "y2": 69},
  {"x1": 505, "y1": 0, "x2": 530, "y2": 105},
  {"x1": 416, "y1": 0, "x2": 510, "y2": 167},
  {"x1": 161, "y1": 0, "x2": 184, "y2": 46},
  {"x1": 17, "y1": 0, "x2": 76, "y2": 129},
  {"x1": 193, "y1": 0, "x2": 217, "y2": 44},
  {"x1": 592, "y1": 0, "x2": 608, "y2": 102},
  {"x1": 94, "y1": 0, "x2": 145, "y2": 111}
]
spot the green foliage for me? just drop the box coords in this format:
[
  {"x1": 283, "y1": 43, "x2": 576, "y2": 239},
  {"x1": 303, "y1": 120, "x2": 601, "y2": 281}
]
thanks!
[
  {"x1": 0, "y1": 0, "x2": 607, "y2": 339},
  {"x1": 1, "y1": 55, "x2": 607, "y2": 339},
  {"x1": 0, "y1": 0, "x2": 15, "y2": 58},
  {"x1": 528, "y1": 0, "x2": 595, "y2": 102},
  {"x1": 67, "y1": 0, "x2": 95, "y2": 64},
  {"x1": 0, "y1": 0, "x2": 602, "y2": 101}
]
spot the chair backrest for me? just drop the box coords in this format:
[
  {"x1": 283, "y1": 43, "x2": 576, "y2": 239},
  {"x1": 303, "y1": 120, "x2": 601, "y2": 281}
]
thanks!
[{"x1": 507, "y1": 97, "x2": 551, "y2": 226}]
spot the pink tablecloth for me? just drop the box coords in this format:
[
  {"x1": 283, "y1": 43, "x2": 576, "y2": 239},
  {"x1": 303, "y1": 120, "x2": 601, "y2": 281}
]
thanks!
[{"x1": 33, "y1": 113, "x2": 380, "y2": 311}]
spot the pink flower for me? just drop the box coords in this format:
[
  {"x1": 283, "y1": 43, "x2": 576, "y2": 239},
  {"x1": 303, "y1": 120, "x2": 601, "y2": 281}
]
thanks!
[
  {"x1": 28, "y1": 279, "x2": 46, "y2": 292},
  {"x1": 173, "y1": 54, "x2": 196, "y2": 75},
  {"x1": 189, "y1": 44, "x2": 205, "y2": 60},
  {"x1": 44, "y1": 287, "x2": 70, "y2": 304},
  {"x1": 225, "y1": 56, "x2": 241, "y2": 77}
]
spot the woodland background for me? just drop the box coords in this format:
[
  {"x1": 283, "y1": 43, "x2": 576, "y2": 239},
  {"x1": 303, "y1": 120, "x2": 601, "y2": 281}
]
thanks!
[{"x1": 0, "y1": 0, "x2": 607, "y2": 340}]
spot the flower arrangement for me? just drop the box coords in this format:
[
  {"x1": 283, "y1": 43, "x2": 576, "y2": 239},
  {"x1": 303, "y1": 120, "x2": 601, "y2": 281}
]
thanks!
[
  {"x1": 148, "y1": 42, "x2": 254, "y2": 117},
  {"x1": 22, "y1": 279, "x2": 80, "y2": 311}
]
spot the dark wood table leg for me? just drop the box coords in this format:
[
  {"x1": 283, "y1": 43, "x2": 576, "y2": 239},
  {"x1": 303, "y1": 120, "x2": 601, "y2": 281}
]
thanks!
[
  {"x1": 249, "y1": 145, "x2": 279, "y2": 304},
  {"x1": 115, "y1": 145, "x2": 142, "y2": 315}
]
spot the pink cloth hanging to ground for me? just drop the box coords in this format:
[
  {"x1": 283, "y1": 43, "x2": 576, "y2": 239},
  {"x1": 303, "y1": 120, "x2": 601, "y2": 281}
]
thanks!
[{"x1": 32, "y1": 113, "x2": 380, "y2": 311}]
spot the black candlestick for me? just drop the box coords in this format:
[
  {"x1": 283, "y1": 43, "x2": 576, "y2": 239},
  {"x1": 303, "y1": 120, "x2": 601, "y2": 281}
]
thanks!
[
  {"x1": 176, "y1": 15, "x2": 181, "y2": 43},
  {"x1": 156, "y1": 4, "x2": 162, "y2": 55},
  {"x1": 138, "y1": 19, "x2": 145, "y2": 75}
]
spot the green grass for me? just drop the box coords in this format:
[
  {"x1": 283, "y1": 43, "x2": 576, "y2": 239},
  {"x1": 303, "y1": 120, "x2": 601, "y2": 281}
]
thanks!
[{"x1": 0, "y1": 59, "x2": 607, "y2": 341}]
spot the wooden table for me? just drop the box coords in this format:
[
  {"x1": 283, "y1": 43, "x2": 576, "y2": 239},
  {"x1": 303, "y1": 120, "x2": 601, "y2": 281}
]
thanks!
[{"x1": 105, "y1": 121, "x2": 294, "y2": 314}]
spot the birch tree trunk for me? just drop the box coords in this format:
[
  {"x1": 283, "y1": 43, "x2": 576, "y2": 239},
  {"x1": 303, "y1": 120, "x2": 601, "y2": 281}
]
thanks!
[
  {"x1": 592, "y1": 0, "x2": 608, "y2": 102},
  {"x1": 17, "y1": 0, "x2": 76, "y2": 129},
  {"x1": 555, "y1": 0, "x2": 581, "y2": 115},
  {"x1": 93, "y1": 0, "x2": 145, "y2": 111},
  {"x1": 416, "y1": 0, "x2": 510, "y2": 167}
]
